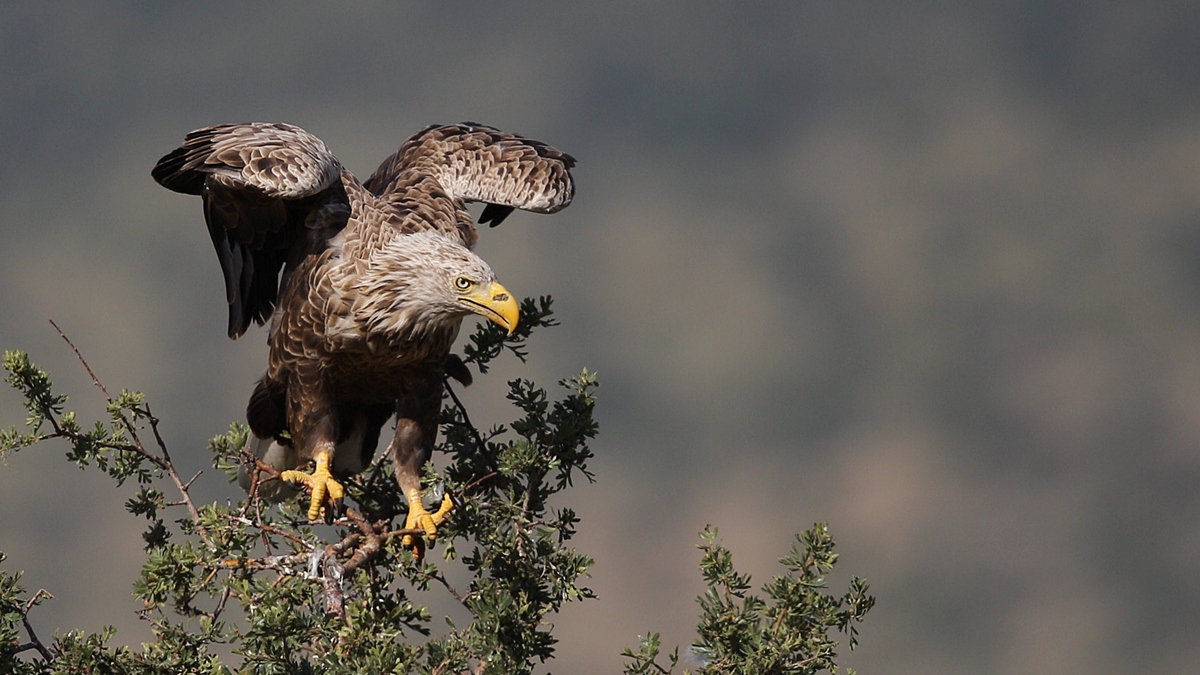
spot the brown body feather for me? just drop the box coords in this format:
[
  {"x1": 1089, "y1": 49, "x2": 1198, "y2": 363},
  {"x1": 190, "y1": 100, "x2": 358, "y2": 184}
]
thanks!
[{"x1": 153, "y1": 122, "x2": 574, "y2": 508}]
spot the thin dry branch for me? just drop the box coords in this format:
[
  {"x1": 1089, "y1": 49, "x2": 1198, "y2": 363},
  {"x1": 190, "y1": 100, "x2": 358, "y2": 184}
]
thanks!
[
  {"x1": 50, "y1": 320, "x2": 211, "y2": 543},
  {"x1": 48, "y1": 320, "x2": 111, "y2": 401},
  {"x1": 219, "y1": 512, "x2": 312, "y2": 549},
  {"x1": 15, "y1": 588, "x2": 54, "y2": 662},
  {"x1": 143, "y1": 402, "x2": 209, "y2": 541},
  {"x1": 430, "y1": 570, "x2": 470, "y2": 610}
]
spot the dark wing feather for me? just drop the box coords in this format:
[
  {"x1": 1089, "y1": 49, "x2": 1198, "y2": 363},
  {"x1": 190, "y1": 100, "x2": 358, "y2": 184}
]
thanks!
[
  {"x1": 363, "y1": 123, "x2": 575, "y2": 242},
  {"x1": 247, "y1": 376, "x2": 288, "y2": 442},
  {"x1": 152, "y1": 123, "x2": 350, "y2": 337},
  {"x1": 478, "y1": 203, "x2": 515, "y2": 228}
]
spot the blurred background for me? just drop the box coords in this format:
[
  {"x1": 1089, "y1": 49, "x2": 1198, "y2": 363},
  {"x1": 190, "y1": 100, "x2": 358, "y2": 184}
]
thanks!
[{"x1": 3, "y1": 3, "x2": 1200, "y2": 673}]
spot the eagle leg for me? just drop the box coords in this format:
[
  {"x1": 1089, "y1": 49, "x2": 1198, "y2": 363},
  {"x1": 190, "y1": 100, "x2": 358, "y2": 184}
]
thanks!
[
  {"x1": 402, "y1": 491, "x2": 454, "y2": 557},
  {"x1": 280, "y1": 451, "x2": 345, "y2": 521},
  {"x1": 391, "y1": 393, "x2": 451, "y2": 558}
]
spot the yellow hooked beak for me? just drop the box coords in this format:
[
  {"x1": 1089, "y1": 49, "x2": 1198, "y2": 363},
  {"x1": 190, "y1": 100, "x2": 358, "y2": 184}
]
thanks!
[{"x1": 460, "y1": 280, "x2": 519, "y2": 334}]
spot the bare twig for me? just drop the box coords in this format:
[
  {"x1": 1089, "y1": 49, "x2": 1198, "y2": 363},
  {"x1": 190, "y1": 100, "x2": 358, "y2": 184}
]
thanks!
[
  {"x1": 218, "y1": 551, "x2": 310, "y2": 572},
  {"x1": 520, "y1": 472, "x2": 538, "y2": 525},
  {"x1": 379, "y1": 527, "x2": 432, "y2": 542},
  {"x1": 236, "y1": 446, "x2": 285, "y2": 516},
  {"x1": 50, "y1": 321, "x2": 211, "y2": 543},
  {"x1": 254, "y1": 458, "x2": 284, "y2": 481},
  {"x1": 16, "y1": 588, "x2": 54, "y2": 662},
  {"x1": 329, "y1": 533, "x2": 362, "y2": 556},
  {"x1": 144, "y1": 402, "x2": 210, "y2": 541},
  {"x1": 182, "y1": 469, "x2": 203, "y2": 491},
  {"x1": 430, "y1": 571, "x2": 470, "y2": 610},
  {"x1": 218, "y1": 513, "x2": 312, "y2": 549},
  {"x1": 515, "y1": 469, "x2": 544, "y2": 558},
  {"x1": 175, "y1": 568, "x2": 221, "y2": 616},
  {"x1": 460, "y1": 471, "x2": 500, "y2": 495},
  {"x1": 212, "y1": 584, "x2": 233, "y2": 622},
  {"x1": 358, "y1": 444, "x2": 393, "y2": 498},
  {"x1": 49, "y1": 320, "x2": 110, "y2": 400},
  {"x1": 241, "y1": 453, "x2": 262, "y2": 519}
]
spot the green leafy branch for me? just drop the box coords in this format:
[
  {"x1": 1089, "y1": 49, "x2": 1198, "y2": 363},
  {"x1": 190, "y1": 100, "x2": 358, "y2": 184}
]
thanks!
[
  {"x1": 0, "y1": 297, "x2": 873, "y2": 674},
  {"x1": 460, "y1": 295, "x2": 557, "y2": 374},
  {"x1": 622, "y1": 525, "x2": 875, "y2": 675},
  {"x1": 2, "y1": 322, "x2": 210, "y2": 545},
  {"x1": 0, "y1": 556, "x2": 53, "y2": 673},
  {"x1": 1, "y1": 299, "x2": 602, "y2": 674}
]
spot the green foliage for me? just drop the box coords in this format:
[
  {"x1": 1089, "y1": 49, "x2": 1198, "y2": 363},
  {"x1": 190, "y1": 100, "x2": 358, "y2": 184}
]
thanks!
[
  {"x1": 1, "y1": 349, "x2": 160, "y2": 488},
  {"x1": 0, "y1": 297, "x2": 873, "y2": 674},
  {"x1": 460, "y1": 296, "x2": 557, "y2": 374},
  {"x1": 621, "y1": 526, "x2": 875, "y2": 675},
  {"x1": 0, "y1": 554, "x2": 53, "y2": 675}
]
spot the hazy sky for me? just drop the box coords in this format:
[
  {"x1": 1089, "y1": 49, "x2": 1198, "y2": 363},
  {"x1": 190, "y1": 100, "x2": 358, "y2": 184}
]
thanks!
[{"x1": 4, "y1": 4, "x2": 1200, "y2": 674}]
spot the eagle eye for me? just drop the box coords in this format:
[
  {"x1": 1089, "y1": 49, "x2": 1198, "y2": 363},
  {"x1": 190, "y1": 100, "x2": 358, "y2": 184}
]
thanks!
[{"x1": 454, "y1": 276, "x2": 474, "y2": 291}]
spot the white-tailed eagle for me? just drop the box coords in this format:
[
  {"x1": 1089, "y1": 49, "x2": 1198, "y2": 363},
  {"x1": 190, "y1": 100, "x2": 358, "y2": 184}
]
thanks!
[{"x1": 152, "y1": 122, "x2": 574, "y2": 549}]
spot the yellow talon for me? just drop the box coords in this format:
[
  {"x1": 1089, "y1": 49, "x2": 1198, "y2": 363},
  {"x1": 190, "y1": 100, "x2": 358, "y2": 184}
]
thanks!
[
  {"x1": 402, "y1": 491, "x2": 454, "y2": 557},
  {"x1": 280, "y1": 452, "x2": 344, "y2": 521}
]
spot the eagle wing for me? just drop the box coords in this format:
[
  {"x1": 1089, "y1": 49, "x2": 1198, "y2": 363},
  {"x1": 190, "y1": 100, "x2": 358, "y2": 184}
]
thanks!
[
  {"x1": 152, "y1": 123, "x2": 351, "y2": 338},
  {"x1": 363, "y1": 123, "x2": 575, "y2": 247}
]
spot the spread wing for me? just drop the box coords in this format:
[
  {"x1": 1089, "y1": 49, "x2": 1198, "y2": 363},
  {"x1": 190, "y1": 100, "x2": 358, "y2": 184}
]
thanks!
[
  {"x1": 363, "y1": 123, "x2": 575, "y2": 247},
  {"x1": 152, "y1": 123, "x2": 352, "y2": 338}
]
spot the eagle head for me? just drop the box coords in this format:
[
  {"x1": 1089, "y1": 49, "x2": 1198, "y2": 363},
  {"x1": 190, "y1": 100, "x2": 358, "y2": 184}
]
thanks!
[{"x1": 353, "y1": 231, "x2": 520, "y2": 338}]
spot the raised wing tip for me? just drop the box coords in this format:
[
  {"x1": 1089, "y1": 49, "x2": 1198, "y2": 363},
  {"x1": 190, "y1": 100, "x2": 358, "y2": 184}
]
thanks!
[{"x1": 151, "y1": 146, "x2": 206, "y2": 194}]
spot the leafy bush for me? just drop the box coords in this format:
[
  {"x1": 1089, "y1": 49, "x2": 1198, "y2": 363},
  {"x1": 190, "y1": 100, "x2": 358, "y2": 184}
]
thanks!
[{"x1": 0, "y1": 299, "x2": 871, "y2": 674}]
